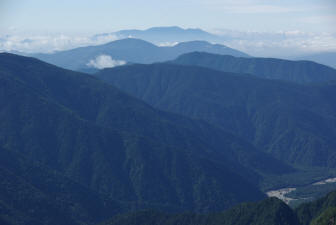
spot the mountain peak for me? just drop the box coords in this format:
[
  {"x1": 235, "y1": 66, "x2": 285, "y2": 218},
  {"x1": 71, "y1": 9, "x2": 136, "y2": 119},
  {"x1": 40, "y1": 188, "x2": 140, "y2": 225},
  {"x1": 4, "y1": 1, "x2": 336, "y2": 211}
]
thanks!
[
  {"x1": 103, "y1": 38, "x2": 157, "y2": 47},
  {"x1": 145, "y1": 26, "x2": 207, "y2": 33},
  {"x1": 113, "y1": 26, "x2": 219, "y2": 44},
  {"x1": 146, "y1": 26, "x2": 184, "y2": 32}
]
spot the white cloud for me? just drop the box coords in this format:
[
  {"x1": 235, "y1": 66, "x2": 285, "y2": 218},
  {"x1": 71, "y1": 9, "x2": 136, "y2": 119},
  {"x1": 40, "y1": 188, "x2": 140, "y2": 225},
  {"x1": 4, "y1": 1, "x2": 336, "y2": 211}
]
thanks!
[
  {"x1": 1, "y1": 27, "x2": 336, "y2": 58},
  {"x1": 158, "y1": 42, "x2": 179, "y2": 47},
  {"x1": 0, "y1": 33, "x2": 119, "y2": 53},
  {"x1": 87, "y1": 55, "x2": 126, "y2": 69},
  {"x1": 215, "y1": 30, "x2": 336, "y2": 57}
]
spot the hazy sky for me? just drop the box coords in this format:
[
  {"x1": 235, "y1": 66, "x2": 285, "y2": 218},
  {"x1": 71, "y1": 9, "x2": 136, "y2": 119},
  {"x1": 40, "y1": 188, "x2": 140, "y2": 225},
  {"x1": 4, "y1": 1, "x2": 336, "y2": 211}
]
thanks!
[
  {"x1": 1, "y1": 0, "x2": 336, "y2": 34},
  {"x1": 1, "y1": 0, "x2": 336, "y2": 56}
]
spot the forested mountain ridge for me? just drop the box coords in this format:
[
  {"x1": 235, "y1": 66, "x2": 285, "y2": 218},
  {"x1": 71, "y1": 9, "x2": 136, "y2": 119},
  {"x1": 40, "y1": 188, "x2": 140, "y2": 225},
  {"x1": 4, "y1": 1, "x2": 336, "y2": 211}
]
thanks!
[
  {"x1": 100, "y1": 198, "x2": 300, "y2": 225},
  {"x1": 0, "y1": 53, "x2": 297, "y2": 224},
  {"x1": 0, "y1": 147, "x2": 126, "y2": 225},
  {"x1": 171, "y1": 52, "x2": 336, "y2": 83},
  {"x1": 295, "y1": 52, "x2": 336, "y2": 69},
  {"x1": 100, "y1": 190, "x2": 336, "y2": 225},
  {"x1": 96, "y1": 63, "x2": 336, "y2": 168},
  {"x1": 1, "y1": 49, "x2": 335, "y2": 225}
]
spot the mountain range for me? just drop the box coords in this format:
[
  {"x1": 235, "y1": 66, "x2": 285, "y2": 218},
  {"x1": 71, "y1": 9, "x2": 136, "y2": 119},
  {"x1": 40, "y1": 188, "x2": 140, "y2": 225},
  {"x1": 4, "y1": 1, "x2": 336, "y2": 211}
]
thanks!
[
  {"x1": 0, "y1": 53, "x2": 302, "y2": 224},
  {"x1": 95, "y1": 26, "x2": 222, "y2": 44},
  {"x1": 0, "y1": 19, "x2": 336, "y2": 225},
  {"x1": 31, "y1": 38, "x2": 248, "y2": 71},
  {"x1": 1, "y1": 45, "x2": 336, "y2": 224},
  {"x1": 171, "y1": 52, "x2": 336, "y2": 84},
  {"x1": 295, "y1": 52, "x2": 336, "y2": 69},
  {"x1": 92, "y1": 27, "x2": 336, "y2": 61},
  {"x1": 96, "y1": 62, "x2": 336, "y2": 169}
]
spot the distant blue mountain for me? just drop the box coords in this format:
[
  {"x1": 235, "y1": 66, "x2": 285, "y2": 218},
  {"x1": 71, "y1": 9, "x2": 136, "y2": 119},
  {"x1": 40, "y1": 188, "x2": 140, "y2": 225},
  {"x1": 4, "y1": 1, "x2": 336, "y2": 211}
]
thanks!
[
  {"x1": 172, "y1": 52, "x2": 336, "y2": 84},
  {"x1": 32, "y1": 38, "x2": 249, "y2": 71},
  {"x1": 295, "y1": 52, "x2": 336, "y2": 69},
  {"x1": 94, "y1": 26, "x2": 222, "y2": 44}
]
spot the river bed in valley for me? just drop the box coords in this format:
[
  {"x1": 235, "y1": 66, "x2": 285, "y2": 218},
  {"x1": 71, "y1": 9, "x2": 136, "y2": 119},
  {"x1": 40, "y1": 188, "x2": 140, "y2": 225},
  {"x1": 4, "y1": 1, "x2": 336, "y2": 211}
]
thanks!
[{"x1": 266, "y1": 176, "x2": 336, "y2": 205}]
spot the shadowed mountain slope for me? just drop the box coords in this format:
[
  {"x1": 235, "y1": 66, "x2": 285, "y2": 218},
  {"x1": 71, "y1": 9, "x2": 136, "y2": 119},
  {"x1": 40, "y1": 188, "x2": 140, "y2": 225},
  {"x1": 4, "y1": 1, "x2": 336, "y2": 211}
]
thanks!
[
  {"x1": 171, "y1": 52, "x2": 336, "y2": 83},
  {"x1": 296, "y1": 190, "x2": 336, "y2": 225},
  {"x1": 100, "y1": 189, "x2": 336, "y2": 225},
  {"x1": 97, "y1": 63, "x2": 336, "y2": 168},
  {"x1": 100, "y1": 197, "x2": 300, "y2": 225},
  {"x1": 0, "y1": 53, "x2": 294, "y2": 218},
  {"x1": 0, "y1": 147, "x2": 126, "y2": 225}
]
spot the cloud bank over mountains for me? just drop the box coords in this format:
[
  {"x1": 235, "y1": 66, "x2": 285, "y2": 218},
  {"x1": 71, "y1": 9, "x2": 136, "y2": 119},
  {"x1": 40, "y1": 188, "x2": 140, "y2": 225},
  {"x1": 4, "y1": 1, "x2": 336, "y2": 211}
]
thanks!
[
  {"x1": 0, "y1": 33, "x2": 118, "y2": 53},
  {"x1": 213, "y1": 29, "x2": 336, "y2": 57},
  {"x1": 1, "y1": 28, "x2": 335, "y2": 58}
]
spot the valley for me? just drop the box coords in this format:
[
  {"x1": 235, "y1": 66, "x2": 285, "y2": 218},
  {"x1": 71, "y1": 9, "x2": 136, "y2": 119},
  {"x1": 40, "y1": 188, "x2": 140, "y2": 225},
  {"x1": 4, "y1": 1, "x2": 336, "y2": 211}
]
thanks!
[
  {"x1": 313, "y1": 177, "x2": 336, "y2": 186},
  {"x1": 267, "y1": 188, "x2": 296, "y2": 204},
  {"x1": 266, "y1": 176, "x2": 336, "y2": 207}
]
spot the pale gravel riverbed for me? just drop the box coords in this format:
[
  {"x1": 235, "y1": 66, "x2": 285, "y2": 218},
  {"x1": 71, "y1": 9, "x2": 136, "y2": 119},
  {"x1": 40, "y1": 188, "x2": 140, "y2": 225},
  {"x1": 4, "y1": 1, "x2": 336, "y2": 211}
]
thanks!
[
  {"x1": 266, "y1": 176, "x2": 336, "y2": 205},
  {"x1": 266, "y1": 188, "x2": 296, "y2": 204}
]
